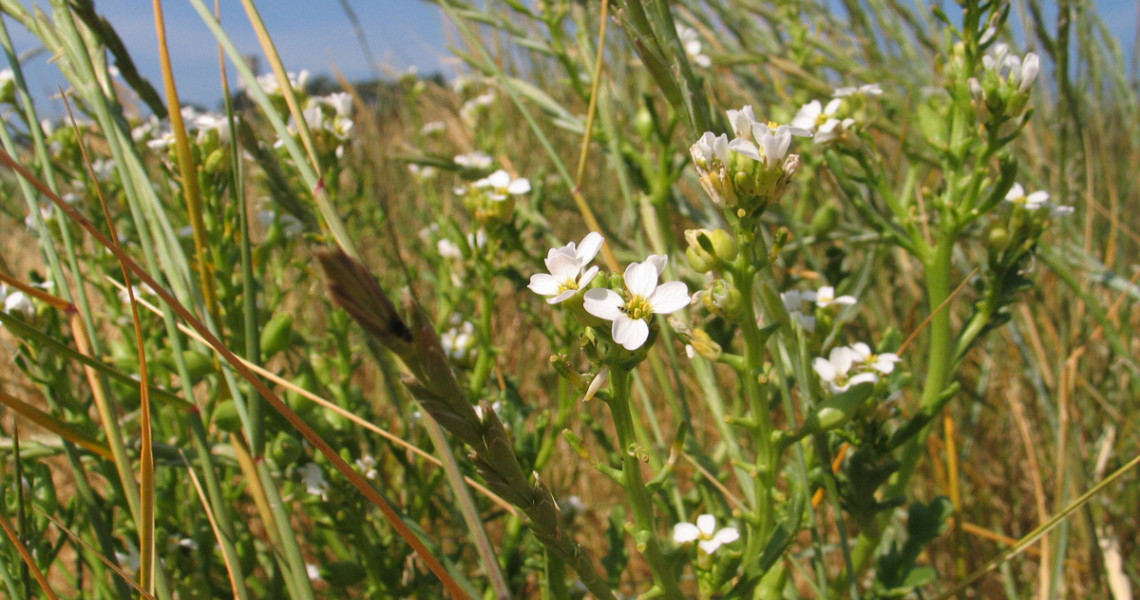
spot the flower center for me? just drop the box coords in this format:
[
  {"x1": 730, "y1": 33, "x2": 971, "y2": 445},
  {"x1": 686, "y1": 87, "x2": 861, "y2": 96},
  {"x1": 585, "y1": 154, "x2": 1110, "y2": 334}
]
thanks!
[
  {"x1": 625, "y1": 295, "x2": 652, "y2": 320},
  {"x1": 558, "y1": 278, "x2": 579, "y2": 293}
]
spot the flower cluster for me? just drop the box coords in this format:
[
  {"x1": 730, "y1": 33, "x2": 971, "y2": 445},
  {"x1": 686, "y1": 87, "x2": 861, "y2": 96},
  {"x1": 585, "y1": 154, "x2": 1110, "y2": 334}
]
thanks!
[
  {"x1": 1004, "y1": 182, "x2": 1071, "y2": 218},
  {"x1": 690, "y1": 106, "x2": 809, "y2": 214},
  {"x1": 813, "y1": 342, "x2": 900, "y2": 393},
  {"x1": 969, "y1": 43, "x2": 1039, "y2": 123}
]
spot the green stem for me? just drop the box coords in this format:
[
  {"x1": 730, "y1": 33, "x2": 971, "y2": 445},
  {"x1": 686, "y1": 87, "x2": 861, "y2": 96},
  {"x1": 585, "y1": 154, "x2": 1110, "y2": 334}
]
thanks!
[{"x1": 605, "y1": 367, "x2": 684, "y2": 599}]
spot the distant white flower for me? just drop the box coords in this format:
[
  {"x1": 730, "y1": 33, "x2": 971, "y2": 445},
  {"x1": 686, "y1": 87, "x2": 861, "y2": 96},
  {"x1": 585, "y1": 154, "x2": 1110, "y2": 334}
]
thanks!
[
  {"x1": 2, "y1": 288, "x2": 35, "y2": 320},
  {"x1": 299, "y1": 463, "x2": 328, "y2": 501},
  {"x1": 833, "y1": 83, "x2": 883, "y2": 97},
  {"x1": 454, "y1": 151, "x2": 493, "y2": 170},
  {"x1": 848, "y1": 342, "x2": 900, "y2": 374},
  {"x1": 813, "y1": 346, "x2": 879, "y2": 393},
  {"x1": 780, "y1": 289, "x2": 816, "y2": 332},
  {"x1": 474, "y1": 169, "x2": 531, "y2": 200},
  {"x1": 116, "y1": 282, "x2": 155, "y2": 303},
  {"x1": 1049, "y1": 203, "x2": 1074, "y2": 218},
  {"x1": 441, "y1": 320, "x2": 477, "y2": 360},
  {"x1": 408, "y1": 163, "x2": 437, "y2": 180},
  {"x1": 114, "y1": 543, "x2": 141, "y2": 572},
  {"x1": 583, "y1": 255, "x2": 690, "y2": 351},
  {"x1": 252, "y1": 69, "x2": 309, "y2": 96},
  {"x1": 673, "y1": 514, "x2": 740, "y2": 554},
  {"x1": 1005, "y1": 183, "x2": 1049, "y2": 210},
  {"x1": 791, "y1": 99, "x2": 852, "y2": 144},
  {"x1": 354, "y1": 455, "x2": 379, "y2": 480},
  {"x1": 460, "y1": 91, "x2": 495, "y2": 124},
  {"x1": 437, "y1": 239, "x2": 462, "y2": 259},
  {"x1": 306, "y1": 563, "x2": 322, "y2": 581},
  {"x1": 322, "y1": 92, "x2": 353, "y2": 117},
  {"x1": 690, "y1": 131, "x2": 736, "y2": 207},
  {"x1": 676, "y1": 25, "x2": 711, "y2": 68},
  {"x1": 528, "y1": 232, "x2": 604, "y2": 304},
  {"x1": 420, "y1": 121, "x2": 446, "y2": 136},
  {"x1": 472, "y1": 400, "x2": 504, "y2": 423},
  {"x1": 806, "y1": 286, "x2": 857, "y2": 309}
]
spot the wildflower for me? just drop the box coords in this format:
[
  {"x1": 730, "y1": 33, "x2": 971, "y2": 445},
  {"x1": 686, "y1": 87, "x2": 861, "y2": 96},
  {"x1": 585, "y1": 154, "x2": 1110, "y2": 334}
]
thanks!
[
  {"x1": 420, "y1": 120, "x2": 446, "y2": 136},
  {"x1": 528, "y1": 232, "x2": 604, "y2": 304},
  {"x1": 813, "y1": 346, "x2": 879, "y2": 393},
  {"x1": 2, "y1": 287, "x2": 35, "y2": 320},
  {"x1": 676, "y1": 25, "x2": 711, "y2": 68},
  {"x1": 409, "y1": 163, "x2": 438, "y2": 180},
  {"x1": 322, "y1": 92, "x2": 353, "y2": 118},
  {"x1": 0, "y1": 68, "x2": 15, "y2": 103},
  {"x1": 354, "y1": 455, "x2": 379, "y2": 480},
  {"x1": 780, "y1": 290, "x2": 816, "y2": 332},
  {"x1": 673, "y1": 514, "x2": 740, "y2": 554},
  {"x1": 115, "y1": 543, "x2": 141, "y2": 572},
  {"x1": 474, "y1": 169, "x2": 531, "y2": 200},
  {"x1": 437, "y1": 239, "x2": 463, "y2": 259},
  {"x1": 299, "y1": 463, "x2": 329, "y2": 501},
  {"x1": 806, "y1": 286, "x2": 857, "y2": 309},
  {"x1": 983, "y1": 44, "x2": 1039, "y2": 93},
  {"x1": 1004, "y1": 183, "x2": 1049, "y2": 210},
  {"x1": 689, "y1": 132, "x2": 737, "y2": 207},
  {"x1": 306, "y1": 564, "x2": 322, "y2": 581},
  {"x1": 460, "y1": 91, "x2": 495, "y2": 125},
  {"x1": 583, "y1": 255, "x2": 690, "y2": 351},
  {"x1": 791, "y1": 98, "x2": 853, "y2": 144},
  {"x1": 251, "y1": 69, "x2": 309, "y2": 96},
  {"x1": 116, "y1": 282, "x2": 156, "y2": 303},
  {"x1": 473, "y1": 400, "x2": 504, "y2": 423},
  {"x1": 1049, "y1": 203, "x2": 1074, "y2": 218},
  {"x1": 833, "y1": 83, "x2": 883, "y2": 97},
  {"x1": 454, "y1": 151, "x2": 493, "y2": 170},
  {"x1": 440, "y1": 320, "x2": 477, "y2": 360},
  {"x1": 848, "y1": 342, "x2": 900, "y2": 374}
]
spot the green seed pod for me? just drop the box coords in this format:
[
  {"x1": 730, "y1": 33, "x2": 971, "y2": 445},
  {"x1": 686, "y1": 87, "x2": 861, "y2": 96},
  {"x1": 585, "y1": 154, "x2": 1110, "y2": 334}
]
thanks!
[
  {"x1": 33, "y1": 462, "x2": 58, "y2": 513},
  {"x1": 321, "y1": 561, "x2": 366, "y2": 587},
  {"x1": 286, "y1": 371, "x2": 318, "y2": 416},
  {"x1": 269, "y1": 432, "x2": 302, "y2": 465},
  {"x1": 204, "y1": 147, "x2": 228, "y2": 175},
  {"x1": 809, "y1": 203, "x2": 841, "y2": 238},
  {"x1": 181, "y1": 350, "x2": 215, "y2": 381},
  {"x1": 212, "y1": 400, "x2": 243, "y2": 433},
  {"x1": 798, "y1": 382, "x2": 874, "y2": 437},
  {"x1": 634, "y1": 107, "x2": 655, "y2": 139},
  {"x1": 260, "y1": 313, "x2": 295, "y2": 358},
  {"x1": 987, "y1": 226, "x2": 1011, "y2": 252},
  {"x1": 708, "y1": 229, "x2": 737, "y2": 262},
  {"x1": 685, "y1": 245, "x2": 716, "y2": 273}
]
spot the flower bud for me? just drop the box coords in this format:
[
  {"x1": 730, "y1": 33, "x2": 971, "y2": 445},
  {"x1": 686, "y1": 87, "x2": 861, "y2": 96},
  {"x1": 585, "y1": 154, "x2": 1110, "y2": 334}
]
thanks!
[{"x1": 687, "y1": 328, "x2": 722, "y2": 361}]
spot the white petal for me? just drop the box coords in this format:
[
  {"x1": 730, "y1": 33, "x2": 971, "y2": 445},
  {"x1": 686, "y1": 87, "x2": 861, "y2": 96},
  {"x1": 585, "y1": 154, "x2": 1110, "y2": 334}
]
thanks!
[
  {"x1": 507, "y1": 178, "x2": 531, "y2": 195},
  {"x1": 728, "y1": 138, "x2": 763, "y2": 161},
  {"x1": 577, "y1": 232, "x2": 604, "y2": 264},
  {"x1": 546, "y1": 251, "x2": 583, "y2": 282},
  {"x1": 549, "y1": 290, "x2": 578, "y2": 304},
  {"x1": 698, "y1": 539, "x2": 723, "y2": 554},
  {"x1": 528, "y1": 273, "x2": 562, "y2": 296},
  {"x1": 624, "y1": 262, "x2": 660, "y2": 298},
  {"x1": 673, "y1": 522, "x2": 701, "y2": 543},
  {"x1": 648, "y1": 282, "x2": 691, "y2": 314},
  {"x1": 612, "y1": 316, "x2": 649, "y2": 350},
  {"x1": 583, "y1": 289, "x2": 625, "y2": 320},
  {"x1": 829, "y1": 346, "x2": 858, "y2": 374},
  {"x1": 696, "y1": 514, "x2": 717, "y2": 536},
  {"x1": 645, "y1": 255, "x2": 668, "y2": 276},
  {"x1": 578, "y1": 266, "x2": 599, "y2": 288},
  {"x1": 1005, "y1": 183, "x2": 1026, "y2": 201},
  {"x1": 849, "y1": 342, "x2": 872, "y2": 361},
  {"x1": 712, "y1": 527, "x2": 740, "y2": 545},
  {"x1": 813, "y1": 357, "x2": 837, "y2": 382},
  {"x1": 849, "y1": 372, "x2": 880, "y2": 387}
]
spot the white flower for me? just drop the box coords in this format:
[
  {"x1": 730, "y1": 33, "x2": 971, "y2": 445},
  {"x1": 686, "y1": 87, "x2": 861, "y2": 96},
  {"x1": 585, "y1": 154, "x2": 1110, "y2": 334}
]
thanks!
[
  {"x1": 807, "y1": 286, "x2": 857, "y2": 309},
  {"x1": 473, "y1": 400, "x2": 504, "y2": 423},
  {"x1": 454, "y1": 151, "x2": 493, "y2": 169},
  {"x1": 460, "y1": 91, "x2": 495, "y2": 124},
  {"x1": 1049, "y1": 203, "x2": 1074, "y2": 218},
  {"x1": 116, "y1": 282, "x2": 156, "y2": 303},
  {"x1": 672, "y1": 514, "x2": 740, "y2": 554},
  {"x1": 306, "y1": 563, "x2": 322, "y2": 581},
  {"x1": 441, "y1": 320, "x2": 477, "y2": 360},
  {"x1": 528, "y1": 232, "x2": 604, "y2": 304},
  {"x1": 583, "y1": 255, "x2": 690, "y2": 351},
  {"x1": 322, "y1": 92, "x2": 353, "y2": 117},
  {"x1": 409, "y1": 163, "x2": 437, "y2": 180},
  {"x1": 690, "y1": 132, "x2": 736, "y2": 207},
  {"x1": 2, "y1": 288, "x2": 35, "y2": 320},
  {"x1": 252, "y1": 69, "x2": 309, "y2": 96},
  {"x1": 354, "y1": 455, "x2": 379, "y2": 480},
  {"x1": 676, "y1": 25, "x2": 711, "y2": 68},
  {"x1": 299, "y1": 463, "x2": 329, "y2": 501},
  {"x1": 726, "y1": 105, "x2": 760, "y2": 140},
  {"x1": 813, "y1": 346, "x2": 879, "y2": 393},
  {"x1": 833, "y1": 83, "x2": 883, "y2": 97},
  {"x1": 474, "y1": 169, "x2": 531, "y2": 200},
  {"x1": 437, "y1": 238, "x2": 462, "y2": 259},
  {"x1": 420, "y1": 121, "x2": 446, "y2": 136},
  {"x1": 791, "y1": 99, "x2": 852, "y2": 144},
  {"x1": 1005, "y1": 183, "x2": 1049, "y2": 210},
  {"x1": 848, "y1": 342, "x2": 900, "y2": 374},
  {"x1": 780, "y1": 290, "x2": 816, "y2": 332},
  {"x1": 115, "y1": 543, "x2": 141, "y2": 572},
  {"x1": 728, "y1": 121, "x2": 811, "y2": 167}
]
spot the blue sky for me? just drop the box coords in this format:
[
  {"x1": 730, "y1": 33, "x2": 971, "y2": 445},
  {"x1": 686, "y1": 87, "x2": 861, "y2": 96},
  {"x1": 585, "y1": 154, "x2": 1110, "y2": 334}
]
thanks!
[{"x1": 4, "y1": 1, "x2": 1137, "y2": 113}]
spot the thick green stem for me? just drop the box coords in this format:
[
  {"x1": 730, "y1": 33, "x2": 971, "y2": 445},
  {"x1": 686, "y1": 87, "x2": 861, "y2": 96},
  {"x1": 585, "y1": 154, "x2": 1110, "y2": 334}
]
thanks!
[{"x1": 606, "y1": 367, "x2": 684, "y2": 599}]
